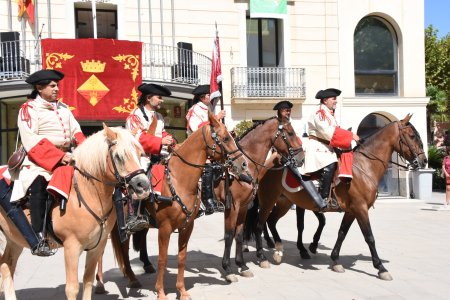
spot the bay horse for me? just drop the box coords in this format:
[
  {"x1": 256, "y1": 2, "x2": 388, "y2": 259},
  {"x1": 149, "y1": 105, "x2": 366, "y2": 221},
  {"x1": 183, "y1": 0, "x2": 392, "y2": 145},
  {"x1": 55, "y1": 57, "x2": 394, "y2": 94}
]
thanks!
[
  {"x1": 110, "y1": 112, "x2": 249, "y2": 300},
  {"x1": 0, "y1": 124, "x2": 150, "y2": 300},
  {"x1": 214, "y1": 116, "x2": 302, "y2": 282},
  {"x1": 250, "y1": 114, "x2": 427, "y2": 280}
]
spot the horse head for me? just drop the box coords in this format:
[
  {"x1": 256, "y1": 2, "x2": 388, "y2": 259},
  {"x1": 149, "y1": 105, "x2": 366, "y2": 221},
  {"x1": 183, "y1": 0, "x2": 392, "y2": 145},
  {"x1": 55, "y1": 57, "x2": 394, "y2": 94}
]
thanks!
[
  {"x1": 205, "y1": 111, "x2": 249, "y2": 177},
  {"x1": 396, "y1": 114, "x2": 428, "y2": 170},
  {"x1": 272, "y1": 117, "x2": 303, "y2": 167}
]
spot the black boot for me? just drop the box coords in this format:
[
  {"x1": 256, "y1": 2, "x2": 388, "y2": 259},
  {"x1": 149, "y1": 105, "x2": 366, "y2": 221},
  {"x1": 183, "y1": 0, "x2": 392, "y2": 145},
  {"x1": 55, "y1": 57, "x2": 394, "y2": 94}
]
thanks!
[
  {"x1": 124, "y1": 198, "x2": 149, "y2": 234},
  {"x1": 287, "y1": 165, "x2": 326, "y2": 210},
  {"x1": 113, "y1": 187, "x2": 129, "y2": 243},
  {"x1": 201, "y1": 164, "x2": 216, "y2": 215},
  {"x1": 319, "y1": 162, "x2": 337, "y2": 200},
  {"x1": 0, "y1": 179, "x2": 42, "y2": 254},
  {"x1": 29, "y1": 176, "x2": 53, "y2": 256}
]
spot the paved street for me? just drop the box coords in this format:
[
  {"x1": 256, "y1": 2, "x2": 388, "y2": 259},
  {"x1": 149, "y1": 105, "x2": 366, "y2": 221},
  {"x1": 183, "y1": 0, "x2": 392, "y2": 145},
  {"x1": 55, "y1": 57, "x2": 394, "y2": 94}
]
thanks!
[{"x1": 9, "y1": 192, "x2": 450, "y2": 300}]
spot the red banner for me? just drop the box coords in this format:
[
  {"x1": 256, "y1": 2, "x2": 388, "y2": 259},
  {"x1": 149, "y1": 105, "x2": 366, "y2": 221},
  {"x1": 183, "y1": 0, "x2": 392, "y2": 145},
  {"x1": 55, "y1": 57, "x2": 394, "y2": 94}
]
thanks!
[{"x1": 41, "y1": 38, "x2": 143, "y2": 121}]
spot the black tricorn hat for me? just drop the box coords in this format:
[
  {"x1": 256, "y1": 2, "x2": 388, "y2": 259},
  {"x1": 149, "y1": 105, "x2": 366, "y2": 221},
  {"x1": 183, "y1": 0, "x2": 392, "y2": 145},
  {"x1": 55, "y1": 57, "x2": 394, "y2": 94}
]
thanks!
[
  {"x1": 315, "y1": 88, "x2": 341, "y2": 100},
  {"x1": 273, "y1": 100, "x2": 293, "y2": 110},
  {"x1": 25, "y1": 69, "x2": 64, "y2": 85},
  {"x1": 138, "y1": 83, "x2": 171, "y2": 96},
  {"x1": 192, "y1": 84, "x2": 210, "y2": 96}
]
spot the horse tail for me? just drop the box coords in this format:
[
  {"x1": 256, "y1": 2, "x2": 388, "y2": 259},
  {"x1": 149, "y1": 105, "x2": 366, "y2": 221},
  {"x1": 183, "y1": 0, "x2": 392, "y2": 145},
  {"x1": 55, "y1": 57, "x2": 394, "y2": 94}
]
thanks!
[
  {"x1": 243, "y1": 195, "x2": 259, "y2": 242},
  {"x1": 132, "y1": 230, "x2": 144, "y2": 252},
  {"x1": 110, "y1": 224, "x2": 127, "y2": 276}
]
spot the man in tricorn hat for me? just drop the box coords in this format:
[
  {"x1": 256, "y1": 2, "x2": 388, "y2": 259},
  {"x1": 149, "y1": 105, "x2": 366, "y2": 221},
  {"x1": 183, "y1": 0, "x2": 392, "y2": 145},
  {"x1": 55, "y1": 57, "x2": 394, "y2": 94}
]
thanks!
[
  {"x1": 186, "y1": 84, "x2": 226, "y2": 215},
  {"x1": 0, "y1": 69, "x2": 86, "y2": 256},
  {"x1": 273, "y1": 100, "x2": 292, "y2": 122},
  {"x1": 301, "y1": 88, "x2": 360, "y2": 211},
  {"x1": 123, "y1": 83, "x2": 174, "y2": 238}
]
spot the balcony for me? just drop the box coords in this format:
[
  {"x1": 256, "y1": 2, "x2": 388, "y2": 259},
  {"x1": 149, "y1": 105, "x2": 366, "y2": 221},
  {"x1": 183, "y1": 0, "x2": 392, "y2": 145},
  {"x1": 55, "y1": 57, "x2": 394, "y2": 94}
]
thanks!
[
  {"x1": 231, "y1": 67, "x2": 306, "y2": 104},
  {"x1": 0, "y1": 39, "x2": 211, "y2": 85}
]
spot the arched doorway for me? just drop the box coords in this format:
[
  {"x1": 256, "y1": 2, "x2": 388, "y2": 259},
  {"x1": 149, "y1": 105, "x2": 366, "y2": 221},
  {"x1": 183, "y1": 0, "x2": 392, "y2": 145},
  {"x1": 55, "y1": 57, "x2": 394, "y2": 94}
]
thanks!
[{"x1": 357, "y1": 113, "x2": 400, "y2": 197}]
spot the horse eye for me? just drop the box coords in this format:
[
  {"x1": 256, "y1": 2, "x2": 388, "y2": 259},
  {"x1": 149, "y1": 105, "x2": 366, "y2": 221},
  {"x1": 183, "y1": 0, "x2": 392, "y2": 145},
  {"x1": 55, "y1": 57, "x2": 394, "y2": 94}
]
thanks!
[
  {"x1": 114, "y1": 153, "x2": 124, "y2": 164},
  {"x1": 223, "y1": 136, "x2": 230, "y2": 143},
  {"x1": 288, "y1": 132, "x2": 294, "y2": 137}
]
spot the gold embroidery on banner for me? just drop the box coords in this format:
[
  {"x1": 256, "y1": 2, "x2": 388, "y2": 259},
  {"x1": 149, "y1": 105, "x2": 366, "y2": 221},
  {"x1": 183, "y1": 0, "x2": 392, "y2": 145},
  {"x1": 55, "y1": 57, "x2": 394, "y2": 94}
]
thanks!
[
  {"x1": 112, "y1": 87, "x2": 139, "y2": 114},
  {"x1": 45, "y1": 53, "x2": 74, "y2": 69},
  {"x1": 112, "y1": 54, "x2": 140, "y2": 82}
]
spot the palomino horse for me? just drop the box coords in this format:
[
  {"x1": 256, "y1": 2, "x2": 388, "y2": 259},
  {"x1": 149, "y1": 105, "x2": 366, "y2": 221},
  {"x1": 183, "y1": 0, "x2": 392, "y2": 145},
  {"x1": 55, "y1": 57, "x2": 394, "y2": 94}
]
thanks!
[
  {"x1": 214, "y1": 116, "x2": 302, "y2": 282},
  {"x1": 110, "y1": 112, "x2": 248, "y2": 300},
  {"x1": 250, "y1": 114, "x2": 427, "y2": 280},
  {"x1": 245, "y1": 195, "x2": 325, "y2": 260},
  {"x1": 0, "y1": 125, "x2": 150, "y2": 300}
]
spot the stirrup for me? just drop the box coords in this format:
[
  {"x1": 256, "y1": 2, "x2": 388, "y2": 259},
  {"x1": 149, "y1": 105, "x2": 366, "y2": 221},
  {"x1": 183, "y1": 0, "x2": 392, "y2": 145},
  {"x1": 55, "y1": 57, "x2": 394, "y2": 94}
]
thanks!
[
  {"x1": 31, "y1": 240, "x2": 55, "y2": 257},
  {"x1": 124, "y1": 215, "x2": 149, "y2": 234}
]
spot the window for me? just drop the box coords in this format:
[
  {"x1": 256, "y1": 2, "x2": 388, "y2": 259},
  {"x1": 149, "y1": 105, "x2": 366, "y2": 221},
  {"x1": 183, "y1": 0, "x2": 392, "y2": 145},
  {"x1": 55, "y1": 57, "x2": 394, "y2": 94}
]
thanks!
[
  {"x1": 75, "y1": 7, "x2": 117, "y2": 39},
  {"x1": 354, "y1": 17, "x2": 398, "y2": 95},
  {"x1": 246, "y1": 18, "x2": 280, "y2": 67}
]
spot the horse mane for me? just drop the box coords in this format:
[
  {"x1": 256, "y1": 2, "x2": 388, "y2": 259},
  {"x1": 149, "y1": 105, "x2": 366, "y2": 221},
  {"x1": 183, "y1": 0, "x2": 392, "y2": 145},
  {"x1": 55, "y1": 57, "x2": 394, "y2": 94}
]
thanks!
[
  {"x1": 73, "y1": 127, "x2": 143, "y2": 176},
  {"x1": 235, "y1": 116, "x2": 277, "y2": 142}
]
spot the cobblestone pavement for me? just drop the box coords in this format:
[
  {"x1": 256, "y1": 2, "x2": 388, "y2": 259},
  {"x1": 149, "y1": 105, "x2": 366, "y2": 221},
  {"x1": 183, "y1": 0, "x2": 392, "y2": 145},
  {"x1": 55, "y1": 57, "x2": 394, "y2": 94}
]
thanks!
[{"x1": 10, "y1": 192, "x2": 450, "y2": 300}]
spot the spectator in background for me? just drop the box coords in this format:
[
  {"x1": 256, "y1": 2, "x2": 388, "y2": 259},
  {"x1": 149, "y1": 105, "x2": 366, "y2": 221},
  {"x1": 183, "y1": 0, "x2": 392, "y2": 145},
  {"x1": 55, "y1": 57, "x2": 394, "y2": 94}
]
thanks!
[{"x1": 443, "y1": 146, "x2": 450, "y2": 206}]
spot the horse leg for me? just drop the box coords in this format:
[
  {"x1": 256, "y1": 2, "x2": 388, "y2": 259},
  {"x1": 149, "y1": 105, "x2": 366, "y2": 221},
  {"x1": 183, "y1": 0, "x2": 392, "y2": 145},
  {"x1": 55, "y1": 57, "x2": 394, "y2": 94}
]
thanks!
[
  {"x1": 0, "y1": 241, "x2": 22, "y2": 300},
  {"x1": 138, "y1": 228, "x2": 155, "y2": 274},
  {"x1": 94, "y1": 253, "x2": 106, "y2": 294},
  {"x1": 155, "y1": 224, "x2": 172, "y2": 300},
  {"x1": 222, "y1": 206, "x2": 238, "y2": 282},
  {"x1": 234, "y1": 210, "x2": 253, "y2": 278},
  {"x1": 330, "y1": 212, "x2": 355, "y2": 273},
  {"x1": 295, "y1": 207, "x2": 310, "y2": 259},
  {"x1": 267, "y1": 200, "x2": 291, "y2": 263},
  {"x1": 176, "y1": 222, "x2": 194, "y2": 300},
  {"x1": 355, "y1": 211, "x2": 393, "y2": 281},
  {"x1": 63, "y1": 243, "x2": 83, "y2": 300},
  {"x1": 82, "y1": 239, "x2": 108, "y2": 300},
  {"x1": 262, "y1": 223, "x2": 275, "y2": 249},
  {"x1": 309, "y1": 211, "x2": 326, "y2": 254},
  {"x1": 122, "y1": 236, "x2": 141, "y2": 288}
]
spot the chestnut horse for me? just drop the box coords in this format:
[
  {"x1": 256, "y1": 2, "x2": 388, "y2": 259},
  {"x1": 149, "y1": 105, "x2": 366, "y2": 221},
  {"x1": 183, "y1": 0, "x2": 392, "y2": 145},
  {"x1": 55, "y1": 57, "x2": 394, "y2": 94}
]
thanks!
[
  {"x1": 250, "y1": 114, "x2": 427, "y2": 280},
  {"x1": 0, "y1": 125, "x2": 150, "y2": 300},
  {"x1": 110, "y1": 112, "x2": 248, "y2": 300},
  {"x1": 214, "y1": 117, "x2": 302, "y2": 282}
]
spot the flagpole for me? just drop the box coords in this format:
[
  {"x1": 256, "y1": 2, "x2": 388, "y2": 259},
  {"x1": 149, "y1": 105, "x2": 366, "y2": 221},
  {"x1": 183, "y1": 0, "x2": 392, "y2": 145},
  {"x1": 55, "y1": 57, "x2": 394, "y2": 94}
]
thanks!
[{"x1": 92, "y1": 0, "x2": 97, "y2": 39}]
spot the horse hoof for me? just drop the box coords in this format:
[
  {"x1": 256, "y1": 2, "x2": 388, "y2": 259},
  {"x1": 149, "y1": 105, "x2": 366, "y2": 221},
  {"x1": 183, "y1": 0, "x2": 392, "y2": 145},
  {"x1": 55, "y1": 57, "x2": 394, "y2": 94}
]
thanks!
[
  {"x1": 259, "y1": 260, "x2": 271, "y2": 269},
  {"x1": 273, "y1": 250, "x2": 283, "y2": 264},
  {"x1": 144, "y1": 264, "x2": 156, "y2": 274},
  {"x1": 379, "y1": 271, "x2": 393, "y2": 281},
  {"x1": 180, "y1": 295, "x2": 192, "y2": 300},
  {"x1": 332, "y1": 264, "x2": 345, "y2": 273},
  {"x1": 300, "y1": 250, "x2": 311, "y2": 259},
  {"x1": 127, "y1": 279, "x2": 142, "y2": 289},
  {"x1": 240, "y1": 269, "x2": 254, "y2": 278},
  {"x1": 225, "y1": 274, "x2": 238, "y2": 283},
  {"x1": 308, "y1": 243, "x2": 318, "y2": 254},
  {"x1": 94, "y1": 283, "x2": 106, "y2": 294}
]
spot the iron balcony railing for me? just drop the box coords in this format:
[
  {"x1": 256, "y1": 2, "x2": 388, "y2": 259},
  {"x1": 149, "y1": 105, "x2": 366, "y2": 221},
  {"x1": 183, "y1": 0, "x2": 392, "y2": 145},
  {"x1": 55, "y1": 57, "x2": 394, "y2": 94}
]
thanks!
[
  {"x1": 0, "y1": 40, "x2": 211, "y2": 85},
  {"x1": 231, "y1": 67, "x2": 306, "y2": 99}
]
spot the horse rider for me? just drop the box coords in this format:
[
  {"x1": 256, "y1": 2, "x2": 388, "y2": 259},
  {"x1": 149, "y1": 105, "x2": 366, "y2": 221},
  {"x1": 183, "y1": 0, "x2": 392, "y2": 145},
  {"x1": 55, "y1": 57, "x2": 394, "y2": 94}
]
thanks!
[
  {"x1": 301, "y1": 88, "x2": 360, "y2": 211},
  {"x1": 0, "y1": 69, "x2": 86, "y2": 256},
  {"x1": 273, "y1": 100, "x2": 292, "y2": 121},
  {"x1": 122, "y1": 83, "x2": 174, "y2": 238},
  {"x1": 186, "y1": 84, "x2": 226, "y2": 215}
]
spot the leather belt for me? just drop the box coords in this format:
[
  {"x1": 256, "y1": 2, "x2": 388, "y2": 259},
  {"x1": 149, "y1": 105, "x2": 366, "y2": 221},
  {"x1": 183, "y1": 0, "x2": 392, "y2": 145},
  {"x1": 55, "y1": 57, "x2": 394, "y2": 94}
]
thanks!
[
  {"x1": 309, "y1": 135, "x2": 330, "y2": 145},
  {"x1": 56, "y1": 145, "x2": 71, "y2": 152}
]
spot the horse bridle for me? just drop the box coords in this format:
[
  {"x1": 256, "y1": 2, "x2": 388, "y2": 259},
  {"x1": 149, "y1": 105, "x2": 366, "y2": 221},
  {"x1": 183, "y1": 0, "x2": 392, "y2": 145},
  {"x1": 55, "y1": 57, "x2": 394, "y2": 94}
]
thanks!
[
  {"x1": 237, "y1": 119, "x2": 303, "y2": 170},
  {"x1": 396, "y1": 122, "x2": 424, "y2": 170}
]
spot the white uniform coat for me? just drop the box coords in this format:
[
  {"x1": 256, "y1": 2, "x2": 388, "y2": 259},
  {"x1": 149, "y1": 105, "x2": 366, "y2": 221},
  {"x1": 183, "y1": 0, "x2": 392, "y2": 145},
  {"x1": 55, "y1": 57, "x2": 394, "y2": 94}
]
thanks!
[{"x1": 186, "y1": 101, "x2": 210, "y2": 135}]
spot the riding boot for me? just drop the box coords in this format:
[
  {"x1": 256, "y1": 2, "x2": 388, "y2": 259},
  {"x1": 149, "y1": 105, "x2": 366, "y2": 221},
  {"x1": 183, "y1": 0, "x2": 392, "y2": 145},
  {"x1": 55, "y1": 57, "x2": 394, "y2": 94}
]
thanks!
[
  {"x1": 319, "y1": 162, "x2": 337, "y2": 201},
  {"x1": 287, "y1": 165, "x2": 326, "y2": 210},
  {"x1": 113, "y1": 187, "x2": 129, "y2": 243},
  {"x1": 124, "y1": 198, "x2": 149, "y2": 234},
  {"x1": 201, "y1": 164, "x2": 216, "y2": 215},
  {"x1": 27, "y1": 176, "x2": 53, "y2": 256},
  {"x1": 0, "y1": 179, "x2": 41, "y2": 254}
]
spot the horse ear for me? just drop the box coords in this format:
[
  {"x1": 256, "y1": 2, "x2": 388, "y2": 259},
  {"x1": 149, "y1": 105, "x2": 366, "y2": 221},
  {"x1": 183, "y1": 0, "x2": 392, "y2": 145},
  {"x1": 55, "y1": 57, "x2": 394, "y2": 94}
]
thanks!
[
  {"x1": 103, "y1": 122, "x2": 117, "y2": 141},
  {"x1": 208, "y1": 111, "x2": 220, "y2": 127},
  {"x1": 147, "y1": 114, "x2": 157, "y2": 136},
  {"x1": 401, "y1": 113, "x2": 412, "y2": 125}
]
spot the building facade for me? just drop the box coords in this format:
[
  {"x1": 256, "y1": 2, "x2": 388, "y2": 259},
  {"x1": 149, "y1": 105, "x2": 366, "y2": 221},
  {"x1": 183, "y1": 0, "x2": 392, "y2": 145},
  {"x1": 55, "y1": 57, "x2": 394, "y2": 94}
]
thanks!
[{"x1": 0, "y1": 0, "x2": 428, "y2": 198}]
